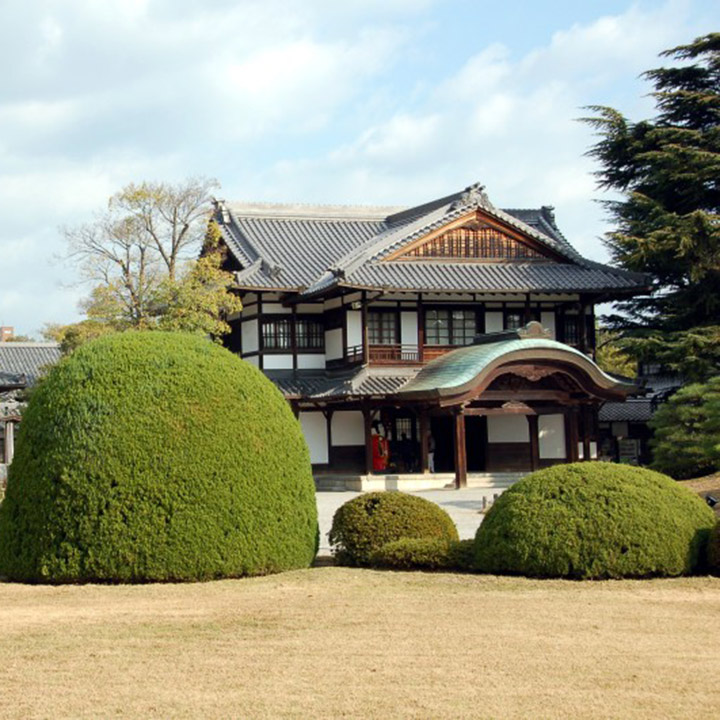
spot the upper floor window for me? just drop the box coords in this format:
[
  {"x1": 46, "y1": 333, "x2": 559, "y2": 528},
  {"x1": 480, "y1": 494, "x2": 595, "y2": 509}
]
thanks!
[
  {"x1": 505, "y1": 311, "x2": 524, "y2": 331},
  {"x1": 262, "y1": 317, "x2": 324, "y2": 351},
  {"x1": 296, "y1": 319, "x2": 324, "y2": 350},
  {"x1": 425, "y1": 309, "x2": 476, "y2": 346},
  {"x1": 563, "y1": 316, "x2": 580, "y2": 345},
  {"x1": 368, "y1": 311, "x2": 397, "y2": 345}
]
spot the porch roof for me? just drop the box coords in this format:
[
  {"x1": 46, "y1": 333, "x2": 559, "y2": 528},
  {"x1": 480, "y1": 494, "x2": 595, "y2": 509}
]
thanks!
[{"x1": 398, "y1": 325, "x2": 636, "y2": 400}]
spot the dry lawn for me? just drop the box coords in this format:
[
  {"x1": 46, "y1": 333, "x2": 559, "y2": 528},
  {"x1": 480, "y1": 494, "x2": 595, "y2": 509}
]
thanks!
[{"x1": 1, "y1": 569, "x2": 720, "y2": 719}]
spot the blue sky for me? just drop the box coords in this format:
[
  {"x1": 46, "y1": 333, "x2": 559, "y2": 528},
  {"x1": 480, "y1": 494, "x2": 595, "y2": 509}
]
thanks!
[{"x1": 1, "y1": 0, "x2": 718, "y2": 336}]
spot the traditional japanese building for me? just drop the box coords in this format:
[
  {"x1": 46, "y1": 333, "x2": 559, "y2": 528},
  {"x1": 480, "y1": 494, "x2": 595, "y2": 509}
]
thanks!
[
  {"x1": 0, "y1": 342, "x2": 61, "y2": 484},
  {"x1": 213, "y1": 183, "x2": 648, "y2": 489}
]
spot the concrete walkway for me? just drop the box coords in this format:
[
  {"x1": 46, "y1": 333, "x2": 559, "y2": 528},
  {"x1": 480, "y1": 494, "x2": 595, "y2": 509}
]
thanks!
[{"x1": 316, "y1": 487, "x2": 500, "y2": 553}]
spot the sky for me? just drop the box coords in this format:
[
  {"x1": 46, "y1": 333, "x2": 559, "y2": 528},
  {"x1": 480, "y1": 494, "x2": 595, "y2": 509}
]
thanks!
[{"x1": 1, "y1": 0, "x2": 718, "y2": 337}]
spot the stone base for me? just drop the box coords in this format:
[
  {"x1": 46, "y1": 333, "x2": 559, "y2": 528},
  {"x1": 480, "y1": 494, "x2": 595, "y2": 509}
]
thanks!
[{"x1": 314, "y1": 471, "x2": 525, "y2": 492}]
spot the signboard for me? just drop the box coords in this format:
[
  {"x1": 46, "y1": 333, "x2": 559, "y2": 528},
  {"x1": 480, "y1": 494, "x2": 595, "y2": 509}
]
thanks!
[{"x1": 618, "y1": 438, "x2": 640, "y2": 465}]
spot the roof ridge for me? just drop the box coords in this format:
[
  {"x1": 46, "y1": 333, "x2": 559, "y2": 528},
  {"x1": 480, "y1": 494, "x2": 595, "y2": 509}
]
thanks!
[
  {"x1": 226, "y1": 201, "x2": 405, "y2": 221},
  {"x1": 0, "y1": 342, "x2": 59, "y2": 348}
]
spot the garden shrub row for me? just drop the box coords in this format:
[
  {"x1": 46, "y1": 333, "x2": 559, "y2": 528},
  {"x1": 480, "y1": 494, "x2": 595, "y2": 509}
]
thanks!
[{"x1": 329, "y1": 464, "x2": 718, "y2": 579}]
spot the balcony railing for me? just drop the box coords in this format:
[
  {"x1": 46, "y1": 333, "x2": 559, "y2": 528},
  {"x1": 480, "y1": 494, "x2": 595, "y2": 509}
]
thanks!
[{"x1": 341, "y1": 344, "x2": 479, "y2": 366}]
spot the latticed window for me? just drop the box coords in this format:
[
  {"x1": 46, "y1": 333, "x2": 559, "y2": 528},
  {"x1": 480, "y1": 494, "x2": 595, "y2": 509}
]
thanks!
[
  {"x1": 563, "y1": 316, "x2": 580, "y2": 345},
  {"x1": 425, "y1": 309, "x2": 476, "y2": 345},
  {"x1": 403, "y1": 225, "x2": 545, "y2": 260},
  {"x1": 368, "y1": 312, "x2": 397, "y2": 345},
  {"x1": 505, "y1": 312, "x2": 524, "y2": 331},
  {"x1": 262, "y1": 317, "x2": 324, "y2": 350},
  {"x1": 296, "y1": 319, "x2": 324, "y2": 350},
  {"x1": 262, "y1": 318, "x2": 293, "y2": 349}
]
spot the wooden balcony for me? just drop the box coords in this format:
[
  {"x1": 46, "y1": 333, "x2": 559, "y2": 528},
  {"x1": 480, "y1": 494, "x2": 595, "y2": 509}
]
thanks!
[{"x1": 367, "y1": 344, "x2": 457, "y2": 365}]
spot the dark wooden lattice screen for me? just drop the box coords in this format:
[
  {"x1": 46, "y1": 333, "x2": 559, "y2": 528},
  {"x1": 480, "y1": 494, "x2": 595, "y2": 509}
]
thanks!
[{"x1": 402, "y1": 225, "x2": 545, "y2": 260}]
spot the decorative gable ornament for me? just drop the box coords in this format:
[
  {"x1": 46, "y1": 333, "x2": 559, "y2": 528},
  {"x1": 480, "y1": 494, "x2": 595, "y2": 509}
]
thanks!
[{"x1": 518, "y1": 321, "x2": 553, "y2": 340}]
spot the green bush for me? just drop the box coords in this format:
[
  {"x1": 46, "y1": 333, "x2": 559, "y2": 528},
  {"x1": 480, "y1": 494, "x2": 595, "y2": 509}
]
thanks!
[
  {"x1": 0, "y1": 331, "x2": 318, "y2": 583},
  {"x1": 329, "y1": 492, "x2": 458, "y2": 566},
  {"x1": 474, "y1": 462, "x2": 715, "y2": 579},
  {"x1": 650, "y1": 378, "x2": 720, "y2": 479},
  {"x1": 371, "y1": 537, "x2": 476, "y2": 571}
]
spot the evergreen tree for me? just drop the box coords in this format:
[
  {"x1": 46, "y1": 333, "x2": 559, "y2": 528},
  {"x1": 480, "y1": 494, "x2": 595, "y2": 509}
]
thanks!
[{"x1": 584, "y1": 33, "x2": 720, "y2": 381}]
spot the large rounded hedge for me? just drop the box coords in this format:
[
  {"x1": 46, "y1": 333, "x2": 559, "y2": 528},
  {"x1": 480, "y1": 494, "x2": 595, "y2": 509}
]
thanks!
[
  {"x1": 329, "y1": 491, "x2": 458, "y2": 566},
  {"x1": 474, "y1": 462, "x2": 715, "y2": 579},
  {"x1": 0, "y1": 332, "x2": 318, "y2": 582}
]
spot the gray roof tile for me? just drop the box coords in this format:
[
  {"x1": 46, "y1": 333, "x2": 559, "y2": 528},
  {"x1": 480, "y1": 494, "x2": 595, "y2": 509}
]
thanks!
[
  {"x1": 0, "y1": 343, "x2": 61, "y2": 386},
  {"x1": 218, "y1": 184, "x2": 648, "y2": 297}
]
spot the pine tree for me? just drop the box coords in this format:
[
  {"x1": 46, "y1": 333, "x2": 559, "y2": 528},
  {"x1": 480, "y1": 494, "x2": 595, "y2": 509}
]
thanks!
[{"x1": 584, "y1": 33, "x2": 720, "y2": 381}]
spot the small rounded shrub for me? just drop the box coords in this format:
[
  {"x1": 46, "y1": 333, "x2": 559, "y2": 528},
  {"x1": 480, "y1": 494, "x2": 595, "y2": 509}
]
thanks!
[
  {"x1": 329, "y1": 492, "x2": 458, "y2": 566},
  {"x1": 371, "y1": 537, "x2": 475, "y2": 571},
  {"x1": 0, "y1": 332, "x2": 318, "y2": 582},
  {"x1": 474, "y1": 462, "x2": 715, "y2": 579}
]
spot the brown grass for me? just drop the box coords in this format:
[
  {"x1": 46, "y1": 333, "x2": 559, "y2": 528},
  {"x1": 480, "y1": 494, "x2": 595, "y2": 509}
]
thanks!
[
  {"x1": 1, "y1": 570, "x2": 720, "y2": 719},
  {"x1": 680, "y1": 471, "x2": 720, "y2": 517}
]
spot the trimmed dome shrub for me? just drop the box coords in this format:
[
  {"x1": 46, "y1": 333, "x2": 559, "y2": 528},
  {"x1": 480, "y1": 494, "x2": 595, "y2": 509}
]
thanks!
[
  {"x1": 371, "y1": 537, "x2": 476, "y2": 571},
  {"x1": 474, "y1": 462, "x2": 715, "y2": 579},
  {"x1": 0, "y1": 332, "x2": 318, "y2": 582},
  {"x1": 329, "y1": 491, "x2": 458, "y2": 566}
]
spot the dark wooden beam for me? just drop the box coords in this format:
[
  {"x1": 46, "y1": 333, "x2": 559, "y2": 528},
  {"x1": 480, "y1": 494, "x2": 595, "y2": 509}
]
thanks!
[
  {"x1": 419, "y1": 408, "x2": 429, "y2": 474},
  {"x1": 362, "y1": 406, "x2": 373, "y2": 475},
  {"x1": 453, "y1": 410, "x2": 468, "y2": 489},
  {"x1": 528, "y1": 415, "x2": 539, "y2": 471}
]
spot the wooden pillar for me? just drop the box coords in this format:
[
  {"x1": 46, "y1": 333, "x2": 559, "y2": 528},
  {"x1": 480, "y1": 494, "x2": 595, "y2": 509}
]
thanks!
[
  {"x1": 581, "y1": 406, "x2": 593, "y2": 461},
  {"x1": 528, "y1": 415, "x2": 539, "y2": 471},
  {"x1": 453, "y1": 410, "x2": 467, "y2": 489},
  {"x1": 419, "y1": 408, "x2": 429, "y2": 474},
  {"x1": 418, "y1": 294, "x2": 425, "y2": 363},
  {"x1": 362, "y1": 407, "x2": 373, "y2": 475},
  {"x1": 324, "y1": 409, "x2": 334, "y2": 469},
  {"x1": 566, "y1": 408, "x2": 580, "y2": 462},
  {"x1": 361, "y1": 291, "x2": 369, "y2": 365},
  {"x1": 290, "y1": 401, "x2": 300, "y2": 419},
  {"x1": 579, "y1": 298, "x2": 589, "y2": 354}
]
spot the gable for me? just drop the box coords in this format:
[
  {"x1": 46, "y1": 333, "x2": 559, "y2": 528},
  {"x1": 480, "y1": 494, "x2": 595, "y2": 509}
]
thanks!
[{"x1": 384, "y1": 210, "x2": 560, "y2": 263}]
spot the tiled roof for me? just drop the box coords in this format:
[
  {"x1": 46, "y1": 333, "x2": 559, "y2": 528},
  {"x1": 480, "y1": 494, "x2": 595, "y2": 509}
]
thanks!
[
  {"x1": 266, "y1": 367, "x2": 416, "y2": 400},
  {"x1": 599, "y1": 400, "x2": 654, "y2": 423},
  {"x1": 0, "y1": 343, "x2": 61, "y2": 386},
  {"x1": 217, "y1": 183, "x2": 648, "y2": 297}
]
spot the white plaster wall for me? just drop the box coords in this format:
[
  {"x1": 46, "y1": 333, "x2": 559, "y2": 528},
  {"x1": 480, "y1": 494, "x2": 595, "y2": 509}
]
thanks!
[
  {"x1": 325, "y1": 328, "x2": 343, "y2": 360},
  {"x1": 401, "y1": 311, "x2": 418, "y2": 347},
  {"x1": 487, "y1": 415, "x2": 530, "y2": 443},
  {"x1": 538, "y1": 414, "x2": 566, "y2": 459},
  {"x1": 263, "y1": 354, "x2": 293, "y2": 370},
  {"x1": 297, "y1": 303, "x2": 323, "y2": 314},
  {"x1": 331, "y1": 411, "x2": 365, "y2": 446},
  {"x1": 485, "y1": 311, "x2": 504, "y2": 334},
  {"x1": 299, "y1": 412, "x2": 328, "y2": 464},
  {"x1": 298, "y1": 354, "x2": 325, "y2": 370},
  {"x1": 346, "y1": 310, "x2": 362, "y2": 348},
  {"x1": 244, "y1": 355, "x2": 259, "y2": 367},
  {"x1": 540, "y1": 311, "x2": 556, "y2": 339},
  {"x1": 241, "y1": 319, "x2": 259, "y2": 353},
  {"x1": 262, "y1": 302, "x2": 291, "y2": 314},
  {"x1": 242, "y1": 304, "x2": 258, "y2": 317}
]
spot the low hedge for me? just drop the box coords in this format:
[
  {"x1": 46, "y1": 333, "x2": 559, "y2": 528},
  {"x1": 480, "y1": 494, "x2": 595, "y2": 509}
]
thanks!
[
  {"x1": 474, "y1": 462, "x2": 715, "y2": 579},
  {"x1": 0, "y1": 331, "x2": 318, "y2": 583},
  {"x1": 371, "y1": 537, "x2": 476, "y2": 571},
  {"x1": 329, "y1": 492, "x2": 458, "y2": 566}
]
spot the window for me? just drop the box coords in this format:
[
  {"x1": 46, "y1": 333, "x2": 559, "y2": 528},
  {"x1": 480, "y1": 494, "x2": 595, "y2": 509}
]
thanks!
[
  {"x1": 505, "y1": 311, "x2": 524, "y2": 331},
  {"x1": 368, "y1": 312, "x2": 397, "y2": 345},
  {"x1": 425, "y1": 309, "x2": 476, "y2": 346},
  {"x1": 563, "y1": 316, "x2": 580, "y2": 345},
  {"x1": 262, "y1": 317, "x2": 324, "y2": 351},
  {"x1": 296, "y1": 319, "x2": 324, "y2": 350},
  {"x1": 262, "y1": 318, "x2": 292, "y2": 349}
]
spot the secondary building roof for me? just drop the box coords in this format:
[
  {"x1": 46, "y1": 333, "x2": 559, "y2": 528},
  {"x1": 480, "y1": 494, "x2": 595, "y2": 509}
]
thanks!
[
  {"x1": 216, "y1": 183, "x2": 649, "y2": 298},
  {"x1": 0, "y1": 343, "x2": 61, "y2": 388}
]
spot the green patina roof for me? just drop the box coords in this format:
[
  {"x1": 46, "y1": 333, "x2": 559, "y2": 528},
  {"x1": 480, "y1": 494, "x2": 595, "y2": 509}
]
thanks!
[{"x1": 399, "y1": 334, "x2": 633, "y2": 397}]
